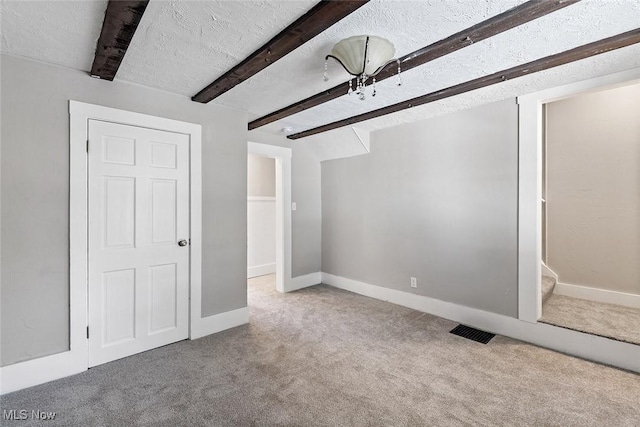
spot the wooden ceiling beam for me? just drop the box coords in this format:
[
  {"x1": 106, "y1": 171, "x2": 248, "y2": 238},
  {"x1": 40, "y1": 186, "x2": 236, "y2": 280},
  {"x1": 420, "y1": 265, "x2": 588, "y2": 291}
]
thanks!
[
  {"x1": 90, "y1": 0, "x2": 149, "y2": 81},
  {"x1": 192, "y1": 0, "x2": 370, "y2": 104},
  {"x1": 249, "y1": 0, "x2": 579, "y2": 130},
  {"x1": 288, "y1": 28, "x2": 640, "y2": 139}
]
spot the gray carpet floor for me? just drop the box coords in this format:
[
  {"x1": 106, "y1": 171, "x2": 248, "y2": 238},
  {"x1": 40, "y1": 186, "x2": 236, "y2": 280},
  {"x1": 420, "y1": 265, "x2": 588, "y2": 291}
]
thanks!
[
  {"x1": 1, "y1": 274, "x2": 639, "y2": 426},
  {"x1": 541, "y1": 293, "x2": 640, "y2": 345}
]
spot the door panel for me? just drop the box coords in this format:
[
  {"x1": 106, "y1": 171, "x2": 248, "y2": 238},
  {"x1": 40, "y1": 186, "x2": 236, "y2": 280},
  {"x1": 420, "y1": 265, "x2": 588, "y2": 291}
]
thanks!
[
  {"x1": 149, "y1": 263, "x2": 178, "y2": 333},
  {"x1": 103, "y1": 268, "x2": 136, "y2": 345},
  {"x1": 150, "y1": 179, "x2": 177, "y2": 245},
  {"x1": 104, "y1": 177, "x2": 136, "y2": 249},
  {"x1": 150, "y1": 141, "x2": 177, "y2": 169},
  {"x1": 88, "y1": 120, "x2": 189, "y2": 367},
  {"x1": 103, "y1": 136, "x2": 136, "y2": 165}
]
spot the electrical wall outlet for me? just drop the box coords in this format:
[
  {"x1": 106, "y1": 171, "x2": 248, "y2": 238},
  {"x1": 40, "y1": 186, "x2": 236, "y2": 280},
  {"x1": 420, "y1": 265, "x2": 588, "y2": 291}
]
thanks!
[{"x1": 410, "y1": 277, "x2": 417, "y2": 288}]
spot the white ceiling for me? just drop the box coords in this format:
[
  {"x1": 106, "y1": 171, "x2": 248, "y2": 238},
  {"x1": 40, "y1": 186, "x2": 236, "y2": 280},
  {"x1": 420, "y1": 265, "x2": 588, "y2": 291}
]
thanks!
[{"x1": 2, "y1": 0, "x2": 639, "y2": 147}]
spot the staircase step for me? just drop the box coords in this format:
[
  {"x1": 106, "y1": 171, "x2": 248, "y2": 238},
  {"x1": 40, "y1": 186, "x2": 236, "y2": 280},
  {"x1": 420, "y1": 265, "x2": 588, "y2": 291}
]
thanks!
[{"x1": 542, "y1": 275, "x2": 556, "y2": 304}]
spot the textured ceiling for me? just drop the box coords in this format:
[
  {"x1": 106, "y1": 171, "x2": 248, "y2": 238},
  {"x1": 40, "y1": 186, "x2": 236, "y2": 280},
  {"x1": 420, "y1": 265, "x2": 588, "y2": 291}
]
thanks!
[
  {"x1": 119, "y1": 0, "x2": 318, "y2": 96},
  {"x1": 251, "y1": 0, "x2": 640, "y2": 136},
  {"x1": 215, "y1": 0, "x2": 522, "y2": 115},
  {"x1": 0, "y1": 0, "x2": 106, "y2": 71},
  {"x1": 1, "y1": 0, "x2": 639, "y2": 147},
  {"x1": 279, "y1": 46, "x2": 640, "y2": 162}
]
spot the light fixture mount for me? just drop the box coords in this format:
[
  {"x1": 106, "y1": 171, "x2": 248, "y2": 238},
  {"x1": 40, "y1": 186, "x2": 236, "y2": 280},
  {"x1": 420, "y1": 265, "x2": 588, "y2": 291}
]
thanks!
[{"x1": 323, "y1": 35, "x2": 402, "y2": 100}]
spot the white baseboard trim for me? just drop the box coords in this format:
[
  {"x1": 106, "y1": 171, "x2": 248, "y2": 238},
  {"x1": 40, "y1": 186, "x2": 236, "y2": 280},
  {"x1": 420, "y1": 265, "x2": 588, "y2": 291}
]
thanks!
[
  {"x1": 4, "y1": 277, "x2": 637, "y2": 396},
  {"x1": 541, "y1": 262, "x2": 558, "y2": 280},
  {"x1": 322, "y1": 272, "x2": 640, "y2": 373},
  {"x1": 0, "y1": 350, "x2": 86, "y2": 396},
  {"x1": 286, "y1": 271, "x2": 321, "y2": 292},
  {"x1": 247, "y1": 263, "x2": 276, "y2": 279},
  {"x1": 190, "y1": 307, "x2": 249, "y2": 340},
  {"x1": 555, "y1": 282, "x2": 640, "y2": 309}
]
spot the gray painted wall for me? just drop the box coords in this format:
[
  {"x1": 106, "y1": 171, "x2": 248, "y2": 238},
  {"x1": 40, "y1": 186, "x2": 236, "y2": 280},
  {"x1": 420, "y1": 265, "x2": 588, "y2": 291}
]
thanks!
[
  {"x1": 546, "y1": 82, "x2": 640, "y2": 295},
  {"x1": 322, "y1": 100, "x2": 519, "y2": 317},
  {"x1": 1, "y1": 55, "x2": 248, "y2": 366},
  {"x1": 248, "y1": 154, "x2": 275, "y2": 197},
  {"x1": 248, "y1": 131, "x2": 322, "y2": 276}
]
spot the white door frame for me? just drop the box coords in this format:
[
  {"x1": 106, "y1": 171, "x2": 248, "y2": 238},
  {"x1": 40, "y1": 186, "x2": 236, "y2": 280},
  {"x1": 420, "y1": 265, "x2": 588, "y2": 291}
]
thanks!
[
  {"x1": 517, "y1": 68, "x2": 640, "y2": 323},
  {"x1": 247, "y1": 142, "x2": 292, "y2": 293},
  {"x1": 70, "y1": 101, "x2": 202, "y2": 367}
]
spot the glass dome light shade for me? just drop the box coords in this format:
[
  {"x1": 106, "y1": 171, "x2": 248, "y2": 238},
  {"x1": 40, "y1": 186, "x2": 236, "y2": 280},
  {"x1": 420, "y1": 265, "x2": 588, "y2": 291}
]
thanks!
[{"x1": 330, "y1": 35, "x2": 395, "y2": 76}]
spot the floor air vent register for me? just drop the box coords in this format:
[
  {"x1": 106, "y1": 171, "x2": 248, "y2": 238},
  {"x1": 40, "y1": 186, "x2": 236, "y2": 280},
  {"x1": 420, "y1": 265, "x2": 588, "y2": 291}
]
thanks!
[{"x1": 450, "y1": 324, "x2": 495, "y2": 344}]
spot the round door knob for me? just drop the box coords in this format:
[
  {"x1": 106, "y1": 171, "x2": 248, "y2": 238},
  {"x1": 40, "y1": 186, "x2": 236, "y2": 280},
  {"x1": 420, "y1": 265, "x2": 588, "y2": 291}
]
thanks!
[{"x1": 178, "y1": 239, "x2": 188, "y2": 247}]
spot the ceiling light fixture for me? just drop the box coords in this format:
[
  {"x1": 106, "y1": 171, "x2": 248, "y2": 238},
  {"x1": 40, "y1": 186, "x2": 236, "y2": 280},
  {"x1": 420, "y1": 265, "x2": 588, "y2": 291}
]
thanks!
[{"x1": 323, "y1": 35, "x2": 402, "y2": 101}]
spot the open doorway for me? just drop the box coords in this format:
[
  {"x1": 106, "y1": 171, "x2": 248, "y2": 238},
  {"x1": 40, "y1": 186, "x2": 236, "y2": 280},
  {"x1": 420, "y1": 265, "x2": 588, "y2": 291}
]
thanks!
[
  {"x1": 247, "y1": 154, "x2": 277, "y2": 279},
  {"x1": 247, "y1": 153, "x2": 276, "y2": 300},
  {"x1": 518, "y1": 68, "x2": 640, "y2": 345},
  {"x1": 538, "y1": 81, "x2": 640, "y2": 344},
  {"x1": 247, "y1": 153, "x2": 278, "y2": 293},
  {"x1": 246, "y1": 142, "x2": 292, "y2": 295}
]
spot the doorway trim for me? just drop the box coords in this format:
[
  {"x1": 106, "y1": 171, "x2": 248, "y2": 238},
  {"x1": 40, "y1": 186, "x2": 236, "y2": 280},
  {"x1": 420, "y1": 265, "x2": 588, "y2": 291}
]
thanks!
[
  {"x1": 69, "y1": 101, "x2": 202, "y2": 368},
  {"x1": 517, "y1": 67, "x2": 640, "y2": 323},
  {"x1": 247, "y1": 142, "x2": 292, "y2": 293}
]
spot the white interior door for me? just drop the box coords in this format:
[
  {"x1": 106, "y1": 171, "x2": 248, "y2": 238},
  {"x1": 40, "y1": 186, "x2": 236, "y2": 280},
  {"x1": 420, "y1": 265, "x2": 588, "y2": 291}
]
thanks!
[{"x1": 88, "y1": 120, "x2": 190, "y2": 367}]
